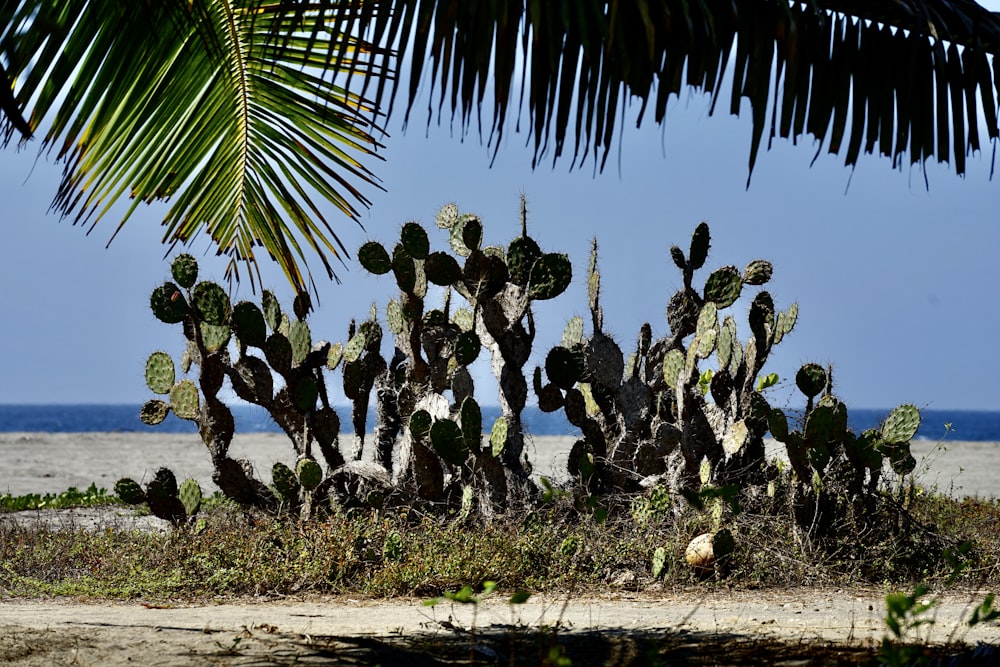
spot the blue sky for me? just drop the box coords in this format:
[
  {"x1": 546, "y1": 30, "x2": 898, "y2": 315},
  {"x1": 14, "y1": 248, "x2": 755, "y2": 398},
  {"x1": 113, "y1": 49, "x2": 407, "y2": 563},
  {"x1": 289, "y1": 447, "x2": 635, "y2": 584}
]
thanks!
[{"x1": 1, "y1": 40, "x2": 998, "y2": 414}]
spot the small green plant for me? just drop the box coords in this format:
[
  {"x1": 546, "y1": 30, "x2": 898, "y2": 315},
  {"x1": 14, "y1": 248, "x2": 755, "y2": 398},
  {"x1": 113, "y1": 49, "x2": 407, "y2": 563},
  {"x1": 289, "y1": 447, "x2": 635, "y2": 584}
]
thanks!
[
  {"x1": 0, "y1": 484, "x2": 118, "y2": 511},
  {"x1": 878, "y1": 584, "x2": 937, "y2": 667}
]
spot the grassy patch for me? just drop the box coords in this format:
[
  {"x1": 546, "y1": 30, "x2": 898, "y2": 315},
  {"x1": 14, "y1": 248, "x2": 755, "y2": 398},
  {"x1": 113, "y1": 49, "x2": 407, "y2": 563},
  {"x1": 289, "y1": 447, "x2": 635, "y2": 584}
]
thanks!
[{"x1": 0, "y1": 483, "x2": 120, "y2": 512}]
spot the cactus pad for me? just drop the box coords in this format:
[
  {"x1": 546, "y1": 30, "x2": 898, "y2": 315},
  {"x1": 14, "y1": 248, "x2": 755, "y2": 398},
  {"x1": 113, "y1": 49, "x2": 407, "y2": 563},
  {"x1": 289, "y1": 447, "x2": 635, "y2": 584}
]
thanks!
[
  {"x1": 882, "y1": 404, "x2": 921, "y2": 444},
  {"x1": 424, "y1": 251, "x2": 462, "y2": 285},
  {"x1": 688, "y1": 222, "x2": 711, "y2": 270},
  {"x1": 452, "y1": 307, "x2": 475, "y2": 332},
  {"x1": 391, "y1": 244, "x2": 417, "y2": 293},
  {"x1": 291, "y1": 376, "x2": 319, "y2": 412},
  {"x1": 170, "y1": 254, "x2": 199, "y2": 288},
  {"x1": 528, "y1": 253, "x2": 572, "y2": 301},
  {"x1": 662, "y1": 349, "x2": 685, "y2": 389},
  {"x1": 561, "y1": 316, "x2": 585, "y2": 349},
  {"x1": 436, "y1": 202, "x2": 459, "y2": 229},
  {"x1": 670, "y1": 245, "x2": 686, "y2": 270},
  {"x1": 795, "y1": 363, "x2": 827, "y2": 399},
  {"x1": 703, "y1": 266, "x2": 742, "y2": 309},
  {"x1": 400, "y1": 222, "x2": 430, "y2": 259},
  {"x1": 289, "y1": 320, "x2": 311, "y2": 366},
  {"x1": 150, "y1": 282, "x2": 189, "y2": 324},
  {"x1": 409, "y1": 410, "x2": 433, "y2": 440},
  {"x1": 169, "y1": 380, "x2": 200, "y2": 420},
  {"x1": 455, "y1": 331, "x2": 481, "y2": 366},
  {"x1": 114, "y1": 478, "x2": 146, "y2": 505},
  {"x1": 272, "y1": 461, "x2": 300, "y2": 501},
  {"x1": 192, "y1": 281, "x2": 230, "y2": 326},
  {"x1": 200, "y1": 322, "x2": 231, "y2": 353},
  {"x1": 296, "y1": 459, "x2": 323, "y2": 491},
  {"x1": 262, "y1": 290, "x2": 282, "y2": 331},
  {"x1": 507, "y1": 236, "x2": 542, "y2": 286},
  {"x1": 232, "y1": 301, "x2": 267, "y2": 348},
  {"x1": 460, "y1": 397, "x2": 483, "y2": 451},
  {"x1": 742, "y1": 260, "x2": 773, "y2": 285},
  {"x1": 429, "y1": 419, "x2": 468, "y2": 466},
  {"x1": 145, "y1": 351, "x2": 175, "y2": 395},
  {"x1": 767, "y1": 408, "x2": 789, "y2": 442},
  {"x1": 178, "y1": 478, "x2": 202, "y2": 516},
  {"x1": 326, "y1": 342, "x2": 344, "y2": 370},
  {"x1": 545, "y1": 346, "x2": 583, "y2": 390},
  {"x1": 140, "y1": 399, "x2": 170, "y2": 425},
  {"x1": 264, "y1": 333, "x2": 293, "y2": 373},
  {"x1": 152, "y1": 468, "x2": 179, "y2": 498},
  {"x1": 358, "y1": 241, "x2": 392, "y2": 275},
  {"x1": 490, "y1": 416, "x2": 508, "y2": 457}
]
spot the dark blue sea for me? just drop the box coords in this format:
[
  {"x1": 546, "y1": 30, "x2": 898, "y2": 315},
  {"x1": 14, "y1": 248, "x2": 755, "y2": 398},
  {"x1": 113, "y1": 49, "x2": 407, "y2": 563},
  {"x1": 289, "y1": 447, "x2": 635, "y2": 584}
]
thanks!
[{"x1": 0, "y1": 404, "x2": 997, "y2": 441}]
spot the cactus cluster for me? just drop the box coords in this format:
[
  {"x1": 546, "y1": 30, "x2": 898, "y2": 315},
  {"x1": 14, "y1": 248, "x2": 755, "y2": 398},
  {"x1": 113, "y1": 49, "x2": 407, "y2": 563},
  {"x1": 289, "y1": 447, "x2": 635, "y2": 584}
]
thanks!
[{"x1": 114, "y1": 468, "x2": 202, "y2": 527}]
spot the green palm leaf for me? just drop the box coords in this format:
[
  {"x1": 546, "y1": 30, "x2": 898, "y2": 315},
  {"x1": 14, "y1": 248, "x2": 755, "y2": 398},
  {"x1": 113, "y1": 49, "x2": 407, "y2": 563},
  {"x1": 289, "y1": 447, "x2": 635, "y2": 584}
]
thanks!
[{"x1": 1, "y1": 1, "x2": 389, "y2": 292}]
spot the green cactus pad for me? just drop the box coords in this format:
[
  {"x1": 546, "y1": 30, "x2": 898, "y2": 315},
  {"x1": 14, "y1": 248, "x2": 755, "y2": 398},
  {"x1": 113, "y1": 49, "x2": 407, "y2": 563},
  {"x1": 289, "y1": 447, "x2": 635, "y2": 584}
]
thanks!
[
  {"x1": 455, "y1": 331, "x2": 481, "y2": 366},
  {"x1": 170, "y1": 254, "x2": 199, "y2": 288},
  {"x1": 145, "y1": 351, "x2": 175, "y2": 395},
  {"x1": 662, "y1": 348, "x2": 685, "y2": 389},
  {"x1": 385, "y1": 299, "x2": 404, "y2": 335},
  {"x1": 703, "y1": 266, "x2": 742, "y2": 309},
  {"x1": 409, "y1": 410, "x2": 433, "y2": 440},
  {"x1": 289, "y1": 320, "x2": 311, "y2": 366},
  {"x1": 292, "y1": 292, "x2": 312, "y2": 320},
  {"x1": 140, "y1": 399, "x2": 170, "y2": 425},
  {"x1": 748, "y1": 291, "x2": 776, "y2": 342},
  {"x1": 291, "y1": 376, "x2": 319, "y2": 412},
  {"x1": 882, "y1": 404, "x2": 921, "y2": 444},
  {"x1": 400, "y1": 222, "x2": 430, "y2": 259},
  {"x1": 436, "y1": 202, "x2": 459, "y2": 229},
  {"x1": 192, "y1": 281, "x2": 230, "y2": 326},
  {"x1": 169, "y1": 380, "x2": 200, "y2": 420},
  {"x1": 805, "y1": 404, "x2": 835, "y2": 445},
  {"x1": 322, "y1": 344, "x2": 343, "y2": 373},
  {"x1": 460, "y1": 397, "x2": 482, "y2": 451},
  {"x1": 150, "y1": 282, "x2": 189, "y2": 324},
  {"x1": 313, "y1": 407, "x2": 341, "y2": 447},
  {"x1": 795, "y1": 363, "x2": 827, "y2": 399},
  {"x1": 178, "y1": 478, "x2": 202, "y2": 516},
  {"x1": 545, "y1": 346, "x2": 583, "y2": 390},
  {"x1": 272, "y1": 462, "x2": 301, "y2": 501},
  {"x1": 695, "y1": 303, "x2": 718, "y2": 358},
  {"x1": 296, "y1": 459, "x2": 323, "y2": 491},
  {"x1": 716, "y1": 316, "x2": 737, "y2": 370},
  {"x1": 742, "y1": 259, "x2": 773, "y2": 285},
  {"x1": 264, "y1": 333, "x2": 293, "y2": 372},
  {"x1": 452, "y1": 307, "x2": 475, "y2": 332},
  {"x1": 767, "y1": 408, "x2": 790, "y2": 442},
  {"x1": 262, "y1": 290, "x2": 281, "y2": 331},
  {"x1": 114, "y1": 478, "x2": 146, "y2": 505},
  {"x1": 490, "y1": 416, "x2": 508, "y2": 457},
  {"x1": 232, "y1": 301, "x2": 267, "y2": 348},
  {"x1": 561, "y1": 316, "x2": 585, "y2": 349},
  {"x1": 528, "y1": 253, "x2": 572, "y2": 301},
  {"x1": 460, "y1": 215, "x2": 483, "y2": 250},
  {"x1": 669, "y1": 245, "x2": 686, "y2": 270},
  {"x1": 688, "y1": 222, "x2": 711, "y2": 270},
  {"x1": 200, "y1": 322, "x2": 231, "y2": 353},
  {"x1": 430, "y1": 419, "x2": 468, "y2": 466},
  {"x1": 888, "y1": 445, "x2": 917, "y2": 475},
  {"x1": 424, "y1": 251, "x2": 462, "y2": 286},
  {"x1": 391, "y1": 244, "x2": 417, "y2": 293},
  {"x1": 507, "y1": 236, "x2": 542, "y2": 286},
  {"x1": 774, "y1": 303, "x2": 799, "y2": 345},
  {"x1": 356, "y1": 240, "x2": 391, "y2": 275},
  {"x1": 152, "y1": 468, "x2": 179, "y2": 498},
  {"x1": 341, "y1": 332, "x2": 365, "y2": 364}
]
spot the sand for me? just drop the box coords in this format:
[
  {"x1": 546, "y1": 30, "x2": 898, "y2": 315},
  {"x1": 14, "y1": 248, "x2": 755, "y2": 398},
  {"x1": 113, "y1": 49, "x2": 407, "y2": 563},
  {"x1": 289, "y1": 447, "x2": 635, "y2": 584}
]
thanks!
[{"x1": 0, "y1": 432, "x2": 996, "y2": 499}]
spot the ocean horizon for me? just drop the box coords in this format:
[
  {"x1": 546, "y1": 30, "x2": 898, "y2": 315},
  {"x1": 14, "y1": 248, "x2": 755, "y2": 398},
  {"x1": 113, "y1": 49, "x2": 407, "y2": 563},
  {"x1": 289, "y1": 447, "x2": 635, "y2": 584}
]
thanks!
[{"x1": 0, "y1": 404, "x2": 997, "y2": 442}]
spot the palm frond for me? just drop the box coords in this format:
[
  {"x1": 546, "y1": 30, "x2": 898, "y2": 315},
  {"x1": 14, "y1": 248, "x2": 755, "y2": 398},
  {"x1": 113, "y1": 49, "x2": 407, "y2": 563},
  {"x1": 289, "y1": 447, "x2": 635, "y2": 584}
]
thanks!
[
  {"x1": 1, "y1": 1, "x2": 391, "y2": 292},
  {"x1": 313, "y1": 0, "x2": 1000, "y2": 181}
]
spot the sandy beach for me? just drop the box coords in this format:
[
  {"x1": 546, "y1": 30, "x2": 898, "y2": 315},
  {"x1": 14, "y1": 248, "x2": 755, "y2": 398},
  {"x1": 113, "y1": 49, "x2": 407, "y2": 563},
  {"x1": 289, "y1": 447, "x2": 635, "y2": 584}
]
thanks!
[{"x1": 0, "y1": 432, "x2": 996, "y2": 499}]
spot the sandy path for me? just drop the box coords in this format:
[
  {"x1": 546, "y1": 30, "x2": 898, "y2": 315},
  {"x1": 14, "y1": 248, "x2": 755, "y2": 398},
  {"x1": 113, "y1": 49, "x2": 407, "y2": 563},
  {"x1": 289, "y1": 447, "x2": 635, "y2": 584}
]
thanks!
[
  {"x1": 0, "y1": 432, "x2": 997, "y2": 499},
  {"x1": 2, "y1": 590, "x2": 999, "y2": 666}
]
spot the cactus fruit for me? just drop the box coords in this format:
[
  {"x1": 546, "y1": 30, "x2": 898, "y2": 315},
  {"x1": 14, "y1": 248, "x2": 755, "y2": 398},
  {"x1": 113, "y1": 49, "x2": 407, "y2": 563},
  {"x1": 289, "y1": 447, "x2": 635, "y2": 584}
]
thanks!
[
  {"x1": 170, "y1": 253, "x2": 199, "y2": 288},
  {"x1": 296, "y1": 459, "x2": 323, "y2": 491},
  {"x1": 527, "y1": 253, "x2": 573, "y2": 301},
  {"x1": 400, "y1": 222, "x2": 430, "y2": 259},
  {"x1": 192, "y1": 281, "x2": 230, "y2": 326},
  {"x1": 140, "y1": 399, "x2": 170, "y2": 425},
  {"x1": 795, "y1": 363, "x2": 827, "y2": 399},
  {"x1": 178, "y1": 478, "x2": 202, "y2": 516},
  {"x1": 169, "y1": 380, "x2": 200, "y2": 420},
  {"x1": 358, "y1": 241, "x2": 393, "y2": 275},
  {"x1": 114, "y1": 478, "x2": 146, "y2": 505},
  {"x1": 703, "y1": 266, "x2": 742, "y2": 309},
  {"x1": 150, "y1": 282, "x2": 189, "y2": 324},
  {"x1": 232, "y1": 301, "x2": 267, "y2": 348},
  {"x1": 881, "y1": 404, "x2": 921, "y2": 444},
  {"x1": 145, "y1": 351, "x2": 176, "y2": 394}
]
